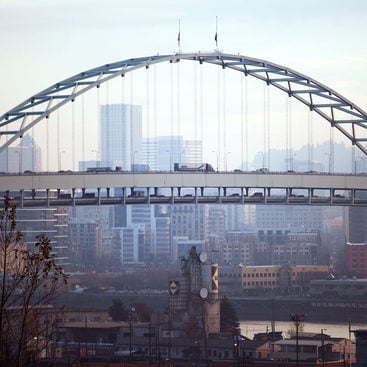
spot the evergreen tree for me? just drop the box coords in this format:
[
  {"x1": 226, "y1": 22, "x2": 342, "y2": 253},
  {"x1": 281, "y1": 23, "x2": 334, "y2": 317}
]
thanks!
[
  {"x1": 108, "y1": 298, "x2": 129, "y2": 321},
  {"x1": 220, "y1": 296, "x2": 241, "y2": 335}
]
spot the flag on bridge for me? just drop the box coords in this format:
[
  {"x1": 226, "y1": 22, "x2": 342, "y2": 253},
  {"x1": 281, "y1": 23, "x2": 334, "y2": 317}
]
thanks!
[
  {"x1": 177, "y1": 31, "x2": 181, "y2": 49},
  {"x1": 214, "y1": 32, "x2": 217, "y2": 47}
]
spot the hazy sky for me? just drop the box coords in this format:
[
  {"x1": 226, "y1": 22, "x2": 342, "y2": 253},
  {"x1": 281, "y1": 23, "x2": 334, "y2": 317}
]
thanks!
[
  {"x1": 0, "y1": 0, "x2": 366, "y2": 169},
  {"x1": 1, "y1": 0, "x2": 366, "y2": 109}
]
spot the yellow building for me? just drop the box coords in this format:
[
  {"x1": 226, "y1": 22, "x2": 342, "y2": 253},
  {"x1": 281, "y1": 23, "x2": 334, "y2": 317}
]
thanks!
[{"x1": 219, "y1": 264, "x2": 329, "y2": 294}]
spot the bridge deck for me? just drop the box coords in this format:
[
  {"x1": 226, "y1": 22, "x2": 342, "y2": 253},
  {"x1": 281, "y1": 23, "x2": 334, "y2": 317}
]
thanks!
[{"x1": 0, "y1": 171, "x2": 366, "y2": 207}]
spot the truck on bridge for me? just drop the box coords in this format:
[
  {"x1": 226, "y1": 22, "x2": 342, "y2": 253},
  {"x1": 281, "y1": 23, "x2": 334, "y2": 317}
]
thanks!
[{"x1": 174, "y1": 163, "x2": 214, "y2": 172}]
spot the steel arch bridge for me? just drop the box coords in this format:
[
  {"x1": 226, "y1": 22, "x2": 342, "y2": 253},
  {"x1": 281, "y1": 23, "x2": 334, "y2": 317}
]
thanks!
[{"x1": 1, "y1": 51, "x2": 367, "y2": 155}]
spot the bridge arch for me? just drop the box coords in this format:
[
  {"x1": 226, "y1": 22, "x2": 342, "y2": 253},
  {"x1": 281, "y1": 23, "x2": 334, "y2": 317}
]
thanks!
[{"x1": 1, "y1": 51, "x2": 367, "y2": 154}]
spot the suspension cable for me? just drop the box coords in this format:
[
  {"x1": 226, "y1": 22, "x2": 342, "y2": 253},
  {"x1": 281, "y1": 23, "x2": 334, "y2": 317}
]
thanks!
[
  {"x1": 217, "y1": 67, "x2": 221, "y2": 171},
  {"x1": 97, "y1": 84, "x2": 101, "y2": 169},
  {"x1": 267, "y1": 86, "x2": 270, "y2": 170},
  {"x1": 285, "y1": 95, "x2": 289, "y2": 170},
  {"x1": 245, "y1": 76, "x2": 248, "y2": 171},
  {"x1": 289, "y1": 97, "x2": 293, "y2": 170},
  {"x1": 170, "y1": 62, "x2": 174, "y2": 168},
  {"x1": 146, "y1": 66, "x2": 150, "y2": 166},
  {"x1": 263, "y1": 84, "x2": 266, "y2": 168},
  {"x1": 200, "y1": 62, "x2": 204, "y2": 162},
  {"x1": 240, "y1": 74, "x2": 244, "y2": 170},
  {"x1": 177, "y1": 62, "x2": 181, "y2": 162},
  {"x1": 329, "y1": 124, "x2": 334, "y2": 173},
  {"x1": 194, "y1": 62, "x2": 198, "y2": 160},
  {"x1": 82, "y1": 94, "x2": 85, "y2": 167},
  {"x1": 57, "y1": 109, "x2": 60, "y2": 171},
  {"x1": 46, "y1": 114, "x2": 49, "y2": 172},
  {"x1": 130, "y1": 72, "x2": 134, "y2": 171},
  {"x1": 72, "y1": 101, "x2": 75, "y2": 171},
  {"x1": 222, "y1": 69, "x2": 226, "y2": 170},
  {"x1": 153, "y1": 65, "x2": 157, "y2": 170}
]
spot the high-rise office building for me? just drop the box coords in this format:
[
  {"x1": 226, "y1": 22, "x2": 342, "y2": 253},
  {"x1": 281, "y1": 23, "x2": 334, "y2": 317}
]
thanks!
[
  {"x1": 0, "y1": 134, "x2": 42, "y2": 173},
  {"x1": 0, "y1": 134, "x2": 41, "y2": 173},
  {"x1": 223, "y1": 205, "x2": 246, "y2": 231},
  {"x1": 3, "y1": 135, "x2": 70, "y2": 267},
  {"x1": 113, "y1": 227, "x2": 140, "y2": 263},
  {"x1": 170, "y1": 205, "x2": 209, "y2": 246},
  {"x1": 255, "y1": 205, "x2": 323, "y2": 235},
  {"x1": 142, "y1": 136, "x2": 202, "y2": 171},
  {"x1": 127, "y1": 205, "x2": 154, "y2": 261},
  {"x1": 69, "y1": 221, "x2": 101, "y2": 270},
  {"x1": 17, "y1": 207, "x2": 70, "y2": 267},
  {"x1": 154, "y1": 217, "x2": 171, "y2": 261},
  {"x1": 100, "y1": 104, "x2": 142, "y2": 170}
]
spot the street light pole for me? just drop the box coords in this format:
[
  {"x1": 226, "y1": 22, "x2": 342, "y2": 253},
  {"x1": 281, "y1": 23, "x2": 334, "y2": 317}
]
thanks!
[
  {"x1": 58, "y1": 150, "x2": 66, "y2": 171},
  {"x1": 291, "y1": 153, "x2": 296, "y2": 171},
  {"x1": 168, "y1": 309, "x2": 171, "y2": 361},
  {"x1": 129, "y1": 305, "x2": 135, "y2": 358},
  {"x1": 258, "y1": 151, "x2": 265, "y2": 169},
  {"x1": 321, "y1": 328, "x2": 327, "y2": 367},
  {"x1": 212, "y1": 150, "x2": 219, "y2": 172}
]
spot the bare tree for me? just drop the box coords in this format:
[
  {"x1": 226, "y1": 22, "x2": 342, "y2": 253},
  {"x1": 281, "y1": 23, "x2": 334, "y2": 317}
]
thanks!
[{"x1": 0, "y1": 196, "x2": 68, "y2": 366}]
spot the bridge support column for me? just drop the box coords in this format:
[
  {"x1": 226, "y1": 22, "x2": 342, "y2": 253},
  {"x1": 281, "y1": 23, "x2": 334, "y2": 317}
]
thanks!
[
  {"x1": 240, "y1": 188, "x2": 244, "y2": 204},
  {"x1": 171, "y1": 187, "x2": 174, "y2": 204},
  {"x1": 122, "y1": 188, "x2": 126, "y2": 206},
  {"x1": 46, "y1": 189, "x2": 50, "y2": 207},
  {"x1": 331, "y1": 188, "x2": 334, "y2": 204},
  {"x1": 106, "y1": 187, "x2": 110, "y2": 198},
  {"x1": 97, "y1": 188, "x2": 101, "y2": 205},
  {"x1": 20, "y1": 189, "x2": 24, "y2": 208},
  {"x1": 72, "y1": 188, "x2": 76, "y2": 206}
]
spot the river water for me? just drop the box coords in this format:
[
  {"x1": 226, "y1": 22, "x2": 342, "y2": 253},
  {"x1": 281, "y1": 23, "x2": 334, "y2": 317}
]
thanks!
[{"x1": 240, "y1": 320, "x2": 367, "y2": 340}]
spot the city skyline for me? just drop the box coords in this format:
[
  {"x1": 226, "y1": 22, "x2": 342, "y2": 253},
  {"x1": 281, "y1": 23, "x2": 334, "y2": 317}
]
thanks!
[{"x1": 0, "y1": 1, "x2": 367, "y2": 172}]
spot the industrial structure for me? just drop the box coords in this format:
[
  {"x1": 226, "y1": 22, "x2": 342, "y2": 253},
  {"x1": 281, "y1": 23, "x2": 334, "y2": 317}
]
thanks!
[{"x1": 169, "y1": 246, "x2": 220, "y2": 341}]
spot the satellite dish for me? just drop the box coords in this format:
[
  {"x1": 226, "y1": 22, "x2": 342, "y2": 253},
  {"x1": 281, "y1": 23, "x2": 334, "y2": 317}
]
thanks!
[
  {"x1": 200, "y1": 288, "x2": 208, "y2": 299},
  {"x1": 199, "y1": 252, "x2": 208, "y2": 263}
]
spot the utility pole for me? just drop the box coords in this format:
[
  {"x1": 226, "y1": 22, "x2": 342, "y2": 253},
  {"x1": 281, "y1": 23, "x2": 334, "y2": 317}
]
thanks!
[
  {"x1": 290, "y1": 313, "x2": 305, "y2": 367},
  {"x1": 129, "y1": 305, "x2": 135, "y2": 358}
]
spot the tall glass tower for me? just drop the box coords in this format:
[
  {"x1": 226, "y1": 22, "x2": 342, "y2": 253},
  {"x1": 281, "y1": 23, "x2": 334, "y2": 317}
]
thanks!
[{"x1": 100, "y1": 104, "x2": 142, "y2": 170}]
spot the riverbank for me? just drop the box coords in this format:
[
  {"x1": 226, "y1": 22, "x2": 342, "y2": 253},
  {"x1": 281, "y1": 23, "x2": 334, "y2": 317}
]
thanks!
[
  {"x1": 231, "y1": 296, "x2": 367, "y2": 324},
  {"x1": 56, "y1": 292, "x2": 367, "y2": 324}
]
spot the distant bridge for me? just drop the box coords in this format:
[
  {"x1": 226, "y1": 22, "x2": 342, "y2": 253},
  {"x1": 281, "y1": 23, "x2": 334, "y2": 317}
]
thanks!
[{"x1": 2, "y1": 170, "x2": 367, "y2": 207}]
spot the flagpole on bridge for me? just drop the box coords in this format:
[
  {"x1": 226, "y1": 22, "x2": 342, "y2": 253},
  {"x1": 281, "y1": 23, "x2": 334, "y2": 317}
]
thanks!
[
  {"x1": 177, "y1": 19, "x2": 181, "y2": 53},
  {"x1": 215, "y1": 16, "x2": 218, "y2": 49}
]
